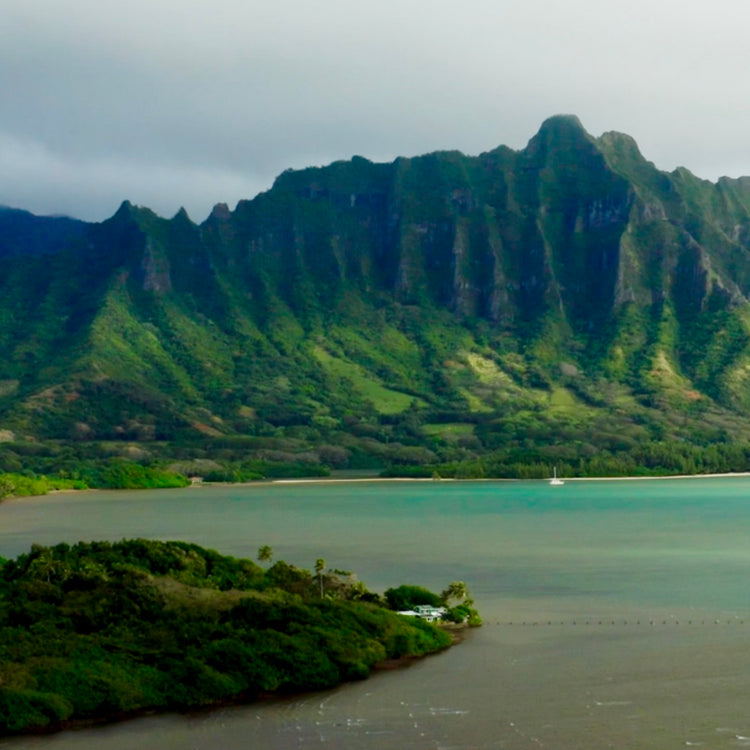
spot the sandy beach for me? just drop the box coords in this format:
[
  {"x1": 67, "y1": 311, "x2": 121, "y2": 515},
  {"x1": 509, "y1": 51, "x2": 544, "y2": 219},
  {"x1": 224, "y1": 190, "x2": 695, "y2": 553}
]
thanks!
[{"x1": 232, "y1": 471, "x2": 750, "y2": 486}]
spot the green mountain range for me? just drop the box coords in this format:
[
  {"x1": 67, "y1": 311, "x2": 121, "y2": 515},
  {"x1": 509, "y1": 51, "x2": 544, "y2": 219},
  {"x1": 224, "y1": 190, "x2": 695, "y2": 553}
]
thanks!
[{"x1": 4, "y1": 115, "x2": 750, "y2": 478}]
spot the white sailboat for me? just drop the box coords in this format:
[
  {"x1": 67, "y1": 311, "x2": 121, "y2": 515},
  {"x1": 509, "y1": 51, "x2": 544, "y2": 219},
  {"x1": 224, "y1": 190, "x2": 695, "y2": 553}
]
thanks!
[{"x1": 550, "y1": 466, "x2": 564, "y2": 486}]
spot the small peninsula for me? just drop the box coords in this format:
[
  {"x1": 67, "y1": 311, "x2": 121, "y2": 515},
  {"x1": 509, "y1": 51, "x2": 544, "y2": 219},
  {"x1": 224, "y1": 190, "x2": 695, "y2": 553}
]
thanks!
[{"x1": 0, "y1": 540, "x2": 478, "y2": 735}]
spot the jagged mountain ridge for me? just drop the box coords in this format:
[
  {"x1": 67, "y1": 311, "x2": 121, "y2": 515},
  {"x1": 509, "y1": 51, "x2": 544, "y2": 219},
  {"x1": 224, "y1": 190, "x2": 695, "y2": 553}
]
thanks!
[
  {"x1": 3, "y1": 115, "x2": 750, "y2": 468},
  {"x1": 0, "y1": 206, "x2": 86, "y2": 258}
]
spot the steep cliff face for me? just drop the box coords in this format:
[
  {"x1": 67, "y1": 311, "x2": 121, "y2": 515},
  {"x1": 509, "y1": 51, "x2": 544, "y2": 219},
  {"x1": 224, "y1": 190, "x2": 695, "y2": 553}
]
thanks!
[
  {"x1": 214, "y1": 116, "x2": 635, "y2": 331},
  {"x1": 206, "y1": 115, "x2": 750, "y2": 379},
  {"x1": 3, "y1": 116, "x2": 750, "y2": 448}
]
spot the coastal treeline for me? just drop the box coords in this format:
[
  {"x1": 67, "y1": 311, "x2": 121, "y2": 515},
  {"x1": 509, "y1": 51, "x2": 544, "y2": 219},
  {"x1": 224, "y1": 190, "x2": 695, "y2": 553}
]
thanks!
[
  {"x1": 382, "y1": 440, "x2": 750, "y2": 479},
  {"x1": 4, "y1": 431, "x2": 750, "y2": 498},
  {"x1": 0, "y1": 540, "x2": 458, "y2": 735},
  {"x1": 0, "y1": 464, "x2": 188, "y2": 500},
  {"x1": 0, "y1": 442, "x2": 334, "y2": 499}
]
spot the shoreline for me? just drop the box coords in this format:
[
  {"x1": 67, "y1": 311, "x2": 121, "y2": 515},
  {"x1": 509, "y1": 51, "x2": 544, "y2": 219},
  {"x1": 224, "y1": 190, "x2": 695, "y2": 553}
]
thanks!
[
  {"x1": 554, "y1": 471, "x2": 750, "y2": 482},
  {"x1": 230, "y1": 471, "x2": 750, "y2": 486},
  {"x1": 4, "y1": 470, "x2": 750, "y2": 504}
]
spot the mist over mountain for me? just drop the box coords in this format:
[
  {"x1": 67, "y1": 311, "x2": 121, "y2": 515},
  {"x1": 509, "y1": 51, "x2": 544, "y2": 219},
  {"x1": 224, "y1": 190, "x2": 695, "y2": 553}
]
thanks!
[{"x1": 4, "y1": 116, "x2": 750, "y2": 478}]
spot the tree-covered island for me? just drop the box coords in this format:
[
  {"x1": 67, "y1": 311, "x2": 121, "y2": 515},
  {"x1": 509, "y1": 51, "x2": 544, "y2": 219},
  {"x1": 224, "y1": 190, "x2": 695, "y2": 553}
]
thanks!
[{"x1": 0, "y1": 540, "x2": 480, "y2": 736}]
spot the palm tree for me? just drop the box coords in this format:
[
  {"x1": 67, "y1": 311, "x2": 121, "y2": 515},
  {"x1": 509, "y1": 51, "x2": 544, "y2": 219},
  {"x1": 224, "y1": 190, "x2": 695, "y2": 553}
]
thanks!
[
  {"x1": 315, "y1": 557, "x2": 325, "y2": 597},
  {"x1": 257, "y1": 545, "x2": 273, "y2": 566},
  {"x1": 441, "y1": 580, "x2": 469, "y2": 605}
]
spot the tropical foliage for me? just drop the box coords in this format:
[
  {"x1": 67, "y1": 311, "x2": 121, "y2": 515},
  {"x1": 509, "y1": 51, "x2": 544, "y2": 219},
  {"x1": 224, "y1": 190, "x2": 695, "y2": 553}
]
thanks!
[
  {"x1": 0, "y1": 461, "x2": 189, "y2": 500},
  {"x1": 383, "y1": 581, "x2": 482, "y2": 626},
  {"x1": 0, "y1": 540, "x2": 455, "y2": 735}
]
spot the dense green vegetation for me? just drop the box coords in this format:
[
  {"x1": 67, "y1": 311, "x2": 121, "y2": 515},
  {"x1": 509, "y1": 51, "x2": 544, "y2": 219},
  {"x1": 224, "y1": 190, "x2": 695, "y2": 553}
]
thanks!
[
  {"x1": 0, "y1": 449, "x2": 336, "y2": 500},
  {"x1": 384, "y1": 584, "x2": 443, "y2": 611},
  {"x1": 4, "y1": 116, "x2": 750, "y2": 478},
  {"x1": 0, "y1": 461, "x2": 189, "y2": 500},
  {"x1": 384, "y1": 582, "x2": 482, "y2": 626},
  {"x1": 0, "y1": 540, "x2": 460, "y2": 735},
  {"x1": 0, "y1": 473, "x2": 86, "y2": 500},
  {"x1": 383, "y1": 439, "x2": 750, "y2": 479}
]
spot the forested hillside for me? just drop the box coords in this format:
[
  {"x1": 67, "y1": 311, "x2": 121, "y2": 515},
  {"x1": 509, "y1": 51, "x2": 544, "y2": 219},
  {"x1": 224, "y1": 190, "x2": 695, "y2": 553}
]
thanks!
[{"x1": 3, "y1": 116, "x2": 750, "y2": 479}]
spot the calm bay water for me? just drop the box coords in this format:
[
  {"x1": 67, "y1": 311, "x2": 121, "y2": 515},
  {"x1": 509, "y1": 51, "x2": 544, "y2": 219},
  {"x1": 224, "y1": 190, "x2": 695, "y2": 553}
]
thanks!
[{"x1": 2, "y1": 477, "x2": 750, "y2": 749}]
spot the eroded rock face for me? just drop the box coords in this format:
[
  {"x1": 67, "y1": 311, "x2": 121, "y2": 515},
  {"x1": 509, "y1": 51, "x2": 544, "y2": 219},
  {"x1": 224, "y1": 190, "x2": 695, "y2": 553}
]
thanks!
[{"x1": 140, "y1": 239, "x2": 172, "y2": 294}]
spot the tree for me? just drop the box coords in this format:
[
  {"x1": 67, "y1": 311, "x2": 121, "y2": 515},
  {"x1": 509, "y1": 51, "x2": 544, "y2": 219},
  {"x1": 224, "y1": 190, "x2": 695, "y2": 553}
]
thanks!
[
  {"x1": 440, "y1": 580, "x2": 481, "y2": 626},
  {"x1": 384, "y1": 584, "x2": 442, "y2": 611},
  {"x1": 315, "y1": 558, "x2": 325, "y2": 597},
  {"x1": 257, "y1": 545, "x2": 273, "y2": 565},
  {"x1": 441, "y1": 581, "x2": 469, "y2": 606},
  {"x1": 0, "y1": 475, "x2": 15, "y2": 500}
]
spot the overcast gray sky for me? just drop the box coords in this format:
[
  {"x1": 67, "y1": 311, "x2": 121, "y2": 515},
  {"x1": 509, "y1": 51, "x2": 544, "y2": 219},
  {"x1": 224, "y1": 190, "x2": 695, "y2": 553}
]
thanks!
[{"x1": 2, "y1": 0, "x2": 749, "y2": 222}]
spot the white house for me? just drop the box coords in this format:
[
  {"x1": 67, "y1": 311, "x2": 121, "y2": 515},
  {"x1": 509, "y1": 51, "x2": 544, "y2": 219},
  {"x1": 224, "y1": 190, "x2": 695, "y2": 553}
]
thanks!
[{"x1": 397, "y1": 605, "x2": 448, "y2": 623}]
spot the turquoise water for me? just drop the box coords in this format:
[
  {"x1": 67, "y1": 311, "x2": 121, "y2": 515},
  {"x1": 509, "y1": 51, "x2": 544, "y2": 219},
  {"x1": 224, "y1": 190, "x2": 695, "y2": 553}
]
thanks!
[{"x1": 2, "y1": 477, "x2": 750, "y2": 748}]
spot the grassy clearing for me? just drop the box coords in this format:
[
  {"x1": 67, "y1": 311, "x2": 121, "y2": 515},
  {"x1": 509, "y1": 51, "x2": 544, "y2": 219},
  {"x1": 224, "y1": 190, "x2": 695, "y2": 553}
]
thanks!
[
  {"x1": 464, "y1": 353, "x2": 517, "y2": 389},
  {"x1": 457, "y1": 388, "x2": 493, "y2": 413},
  {"x1": 422, "y1": 423, "x2": 475, "y2": 441},
  {"x1": 312, "y1": 346, "x2": 423, "y2": 414},
  {"x1": 548, "y1": 387, "x2": 578, "y2": 409}
]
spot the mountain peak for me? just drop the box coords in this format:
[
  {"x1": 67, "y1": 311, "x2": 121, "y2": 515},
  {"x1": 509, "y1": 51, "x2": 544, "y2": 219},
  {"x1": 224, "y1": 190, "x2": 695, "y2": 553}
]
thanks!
[
  {"x1": 522, "y1": 114, "x2": 596, "y2": 168},
  {"x1": 172, "y1": 206, "x2": 192, "y2": 223},
  {"x1": 597, "y1": 130, "x2": 644, "y2": 157},
  {"x1": 113, "y1": 199, "x2": 135, "y2": 218},
  {"x1": 537, "y1": 113, "x2": 586, "y2": 134},
  {"x1": 208, "y1": 202, "x2": 232, "y2": 221},
  {"x1": 107, "y1": 201, "x2": 160, "y2": 231}
]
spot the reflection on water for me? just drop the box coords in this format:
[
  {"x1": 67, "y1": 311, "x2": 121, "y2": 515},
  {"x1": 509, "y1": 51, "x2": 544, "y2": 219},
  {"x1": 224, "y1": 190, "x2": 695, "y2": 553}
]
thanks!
[{"x1": 2, "y1": 477, "x2": 750, "y2": 749}]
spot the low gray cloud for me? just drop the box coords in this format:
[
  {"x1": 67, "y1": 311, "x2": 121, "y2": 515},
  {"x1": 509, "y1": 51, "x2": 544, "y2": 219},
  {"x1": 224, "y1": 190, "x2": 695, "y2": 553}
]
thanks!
[{"x1": 2, "y1": 0, "x2": 749, "y2": 222}]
